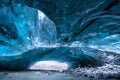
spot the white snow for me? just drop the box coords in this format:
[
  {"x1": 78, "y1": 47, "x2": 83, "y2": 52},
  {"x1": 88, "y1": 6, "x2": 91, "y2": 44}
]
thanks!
[{"x1": 30, "y1": 61, "x2": 68, "y2": 72}]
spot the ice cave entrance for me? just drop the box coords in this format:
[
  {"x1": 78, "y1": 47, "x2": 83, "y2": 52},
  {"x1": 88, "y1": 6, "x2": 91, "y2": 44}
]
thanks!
[{"x1": 29, "y1": 61, "x2": 68, "y2": 71}]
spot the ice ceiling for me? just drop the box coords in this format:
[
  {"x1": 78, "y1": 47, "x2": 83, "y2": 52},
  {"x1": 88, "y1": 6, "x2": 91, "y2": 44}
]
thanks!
[{"x1": 0, "y1": 0, "x2": 120, "y2": 71}]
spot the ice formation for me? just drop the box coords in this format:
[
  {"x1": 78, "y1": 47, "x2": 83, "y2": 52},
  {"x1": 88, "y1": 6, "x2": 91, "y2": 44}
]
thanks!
[{"x1": 0, "y1": 0, "x2": 120, "y2": 78}]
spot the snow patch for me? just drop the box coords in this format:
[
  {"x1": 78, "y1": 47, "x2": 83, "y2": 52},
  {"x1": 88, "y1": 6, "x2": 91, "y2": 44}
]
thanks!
[{"x1": 30, "y1": 61, "x2": 68, "y2": 72}]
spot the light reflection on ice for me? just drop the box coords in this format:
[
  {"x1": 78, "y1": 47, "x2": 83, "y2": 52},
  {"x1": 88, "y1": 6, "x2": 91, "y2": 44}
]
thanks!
[{"x1": 30, "y1": 61, "x2": 68, "y2": 72}]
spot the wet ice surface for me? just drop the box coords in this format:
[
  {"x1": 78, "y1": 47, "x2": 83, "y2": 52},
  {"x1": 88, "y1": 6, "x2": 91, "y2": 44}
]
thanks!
[
  {"x1": 0, "y1": 71, "x2": 119, "y2": 80},
  {"x1": 0, "y1": 71, "x2": 91, "y2": 80}
]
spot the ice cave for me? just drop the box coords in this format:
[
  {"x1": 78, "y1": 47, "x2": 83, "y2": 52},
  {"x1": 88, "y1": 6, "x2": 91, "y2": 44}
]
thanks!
[{"x1": 0, "y1": 0, "x2": 120, "y2": 79}]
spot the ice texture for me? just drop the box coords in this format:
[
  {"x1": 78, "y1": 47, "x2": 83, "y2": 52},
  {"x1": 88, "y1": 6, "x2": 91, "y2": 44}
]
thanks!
[{"x1": 0, "y1": 0, "x2": 120, "y2": 78}]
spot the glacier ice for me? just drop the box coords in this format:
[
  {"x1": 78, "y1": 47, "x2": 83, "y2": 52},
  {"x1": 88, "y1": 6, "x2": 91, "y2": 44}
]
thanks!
[
  {"x1": 0, "y1": 3, "x2": 57, "y2": 56},
  {"x1": 0, "y1": 1, "x2": 119, "y2": 78}
]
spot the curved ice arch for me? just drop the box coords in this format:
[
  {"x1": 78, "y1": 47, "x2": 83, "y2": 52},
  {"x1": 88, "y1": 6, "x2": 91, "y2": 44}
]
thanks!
[
  {"x1": 0, "y1": 0, "x2": 120, "y2": 71},
  {"x1": 0, "y1": 3, "x2": 57, "y2": 56}
]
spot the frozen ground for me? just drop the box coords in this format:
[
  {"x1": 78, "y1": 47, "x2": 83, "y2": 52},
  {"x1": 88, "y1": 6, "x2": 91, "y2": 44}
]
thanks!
[
  {"x1": 0, "y1": 70, "x2": 119, "y2": 80},
  {"x1": 0, "y1": 71, "x2": 92, "y2": 80},
  {"x1": 71, "y1": 64, "x2": 120, "y2": 79}
]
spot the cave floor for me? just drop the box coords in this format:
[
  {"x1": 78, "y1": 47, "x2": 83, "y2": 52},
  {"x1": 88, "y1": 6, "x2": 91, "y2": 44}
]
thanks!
[{"x1": 0, "y1": 71, "x2": 118, "y2": 80}]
